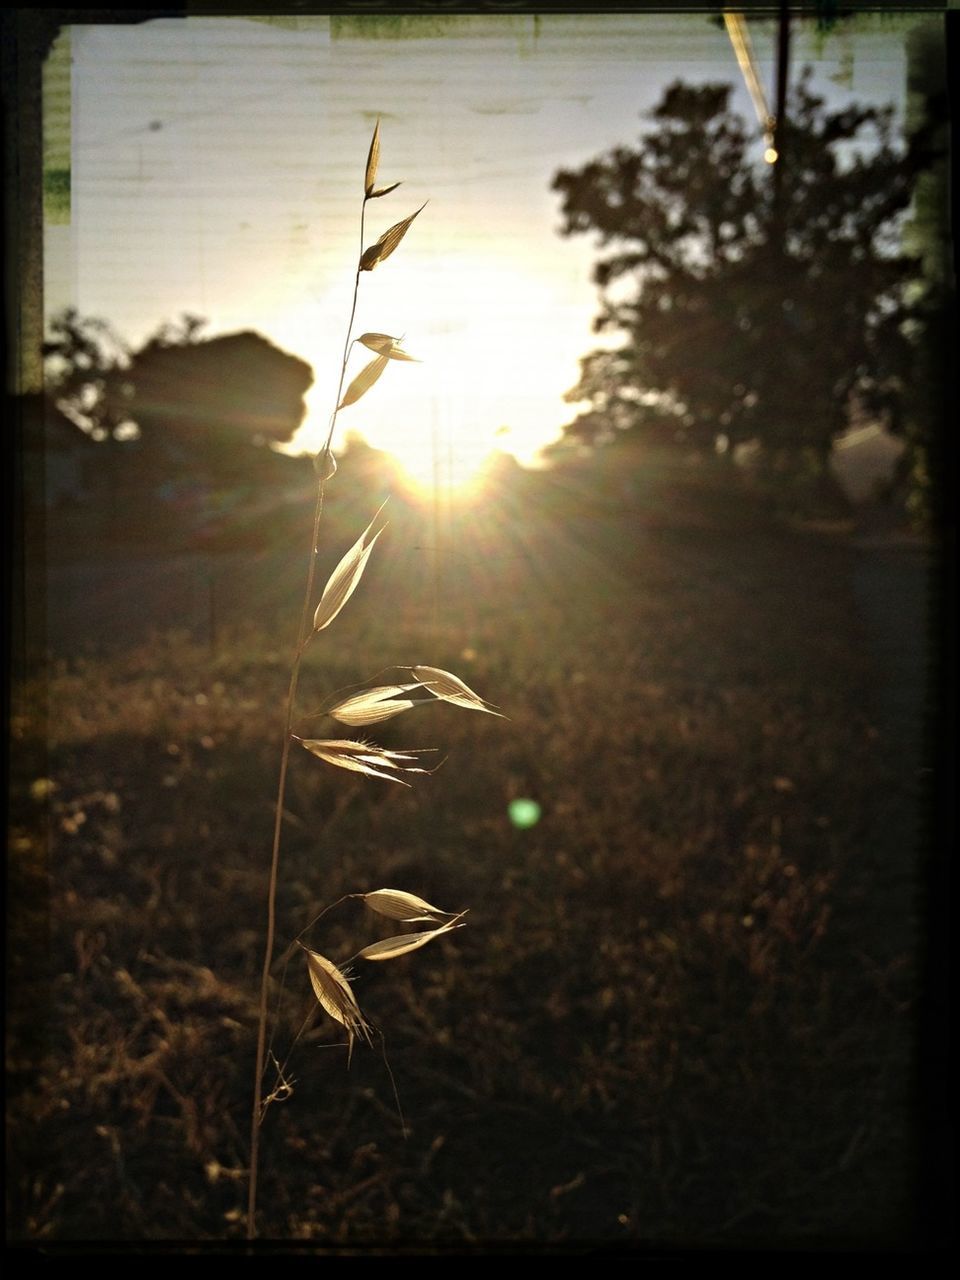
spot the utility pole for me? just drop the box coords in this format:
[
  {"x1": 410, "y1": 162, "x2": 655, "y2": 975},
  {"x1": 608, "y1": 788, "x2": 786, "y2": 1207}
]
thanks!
[{"x1": 773, "y1": 1, "x2": 792, "y2": 206}]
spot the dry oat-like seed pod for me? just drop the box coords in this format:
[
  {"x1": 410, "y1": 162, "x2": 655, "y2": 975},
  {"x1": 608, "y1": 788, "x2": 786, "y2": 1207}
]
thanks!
[
  {"x1": 357, "y1": 914, "x2": 466, "y2": 962},
  {"x1": 339, "y1": 353, "x2": 390, "y2": 409},
  {"x1": 362, "y1": 888, "x2": 458, "y2": 923},
  {"x1": 368, "y1": 180, "x2": 401, "y2": 200},
  {"x1": 299, "y1": 737, "x2": 432, "y2": 785},
  {"x1": 301, "y1": 945, "x2": 372, "y2": 1064},
  {"x1": 357, "y1": 332, "x2": 421, "y2": 362},
  {"x1": 312, "y1": 502, "x2": 387, "y2": 632},
  {"x1": 364, "y1": 119, "x2": 380, "y2": 197},
  {"x1": 360, "y1": 202, "x2": 427, "y2": 271},
  {"x1": 412, "y1": 665, "x2": 504, "y2": 716},
  {"x1": 328, "y1": 684, "x2": 425, "y2": 728}
]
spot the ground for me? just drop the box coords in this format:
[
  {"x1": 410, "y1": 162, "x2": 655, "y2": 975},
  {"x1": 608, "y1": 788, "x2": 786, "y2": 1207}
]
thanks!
[{"x1": 7, "y1": 450, "x2": 943, "y2": 1249}]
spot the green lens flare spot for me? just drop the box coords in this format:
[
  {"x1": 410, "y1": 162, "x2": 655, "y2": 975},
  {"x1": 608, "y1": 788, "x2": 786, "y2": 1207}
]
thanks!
[{"x1": 508, "y1": 798, "x2": 541, "y2": 829}]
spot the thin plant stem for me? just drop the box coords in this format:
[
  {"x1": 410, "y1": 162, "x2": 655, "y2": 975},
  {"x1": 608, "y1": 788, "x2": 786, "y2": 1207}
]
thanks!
[
  {"x1": 272, "y1": 895, "x2": 355, "y2": 978},
  {"x1": 261, "y1": 1005, "x2": 318, "y2": 1119},
  {"x1": 247, "y1": 198, "x2": 368, "y2": 1241}
]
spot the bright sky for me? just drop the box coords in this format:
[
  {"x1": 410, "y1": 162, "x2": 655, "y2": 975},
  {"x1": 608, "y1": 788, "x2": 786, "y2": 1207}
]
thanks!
[{"x1": 43, "y1": 12, "x2": 915, "y2": 491}]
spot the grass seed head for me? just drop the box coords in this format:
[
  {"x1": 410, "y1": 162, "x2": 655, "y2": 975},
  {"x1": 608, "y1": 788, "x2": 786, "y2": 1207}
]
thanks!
[
  {"x1": 299, "y1": 737, "x2": 434, "y2": 785},
  {"x1": 357, "y1": 915, "x2": 467, "y2": 962},
  {"x1": 362, "y1": 889, "x2": 459, "y2": 923},
  {"x1": 301, "y1": 945, "x2": 373, "y2": 1064},
  {"x1": 412, "y1": 665, "x2": 505, "y2": 716}
]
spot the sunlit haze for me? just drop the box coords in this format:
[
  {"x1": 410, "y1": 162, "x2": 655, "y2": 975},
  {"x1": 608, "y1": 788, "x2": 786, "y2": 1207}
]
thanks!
[{"x1": 44, "y1": 13, "x2": 908, "y2": 493}]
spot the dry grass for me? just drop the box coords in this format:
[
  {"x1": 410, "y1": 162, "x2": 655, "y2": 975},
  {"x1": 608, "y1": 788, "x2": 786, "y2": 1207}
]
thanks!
[{"x1": 7, "y1": 454, "x2": 928, "y2": 1247}]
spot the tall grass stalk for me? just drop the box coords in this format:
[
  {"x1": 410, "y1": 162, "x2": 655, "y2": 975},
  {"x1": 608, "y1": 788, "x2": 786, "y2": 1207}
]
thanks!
[
  {"x1": 245, "y1": 151, "x2": 363, "y2": 1250},
  {"x1": 246, "y1": 123, "x2": 497, "y2": 1241}
]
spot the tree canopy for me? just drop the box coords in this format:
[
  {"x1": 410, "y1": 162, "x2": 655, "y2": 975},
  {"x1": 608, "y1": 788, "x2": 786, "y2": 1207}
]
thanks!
[
  {"x1": 44, "y1": 310, "x2": 314, "y2": 481},
  {"x1": 552, "y1": 75, "x2": 926, "y2": 470}
]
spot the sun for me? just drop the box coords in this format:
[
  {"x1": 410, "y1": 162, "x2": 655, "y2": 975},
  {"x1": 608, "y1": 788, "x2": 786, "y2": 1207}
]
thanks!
[
  {"x1": 383, "y1": 420, "x2": 498, "y2": 501},
  {"x1": 273, "y1": 253, "x2": 585, "y2": 495}
]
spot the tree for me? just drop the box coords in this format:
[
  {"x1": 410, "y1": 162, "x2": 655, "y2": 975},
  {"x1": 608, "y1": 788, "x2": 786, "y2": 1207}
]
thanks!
[
  {"x1": 42, "y1": 308, "x2": 134, "y2": 441},
  {"x1": 44, "y1": 311, "x2": 314, "y2": 481},
  {"x1": 552, "y1": 75, "x2": 925, "y2": 472},
  {"x1": 126, "y1": 326, "x2": 313, "y2": 481}
]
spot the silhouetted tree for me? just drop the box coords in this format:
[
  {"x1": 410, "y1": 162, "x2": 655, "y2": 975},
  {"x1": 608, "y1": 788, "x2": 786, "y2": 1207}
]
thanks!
[
  {"x1": 44, "y1": 311, "x2": 314, "y2": 482},
  {"x1": 42, "y1": 308, "x2": 134, "y2": 441},
  {"x1": 127, "y1": 327, "x2": 313, "y2": 481},
  {"x1": 552, "y1": 75, "x2": 926, "y2": 473}
]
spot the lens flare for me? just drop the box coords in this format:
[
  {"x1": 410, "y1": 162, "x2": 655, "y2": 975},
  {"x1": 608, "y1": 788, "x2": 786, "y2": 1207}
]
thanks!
[{"x1": 508, "y1": 798, "x2": 541, "y2": 829}]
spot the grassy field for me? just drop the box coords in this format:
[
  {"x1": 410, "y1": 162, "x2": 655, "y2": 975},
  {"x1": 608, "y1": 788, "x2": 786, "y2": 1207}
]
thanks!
[{"x1": 7, "y1": 450, "x2": 934, "y2": 1248}]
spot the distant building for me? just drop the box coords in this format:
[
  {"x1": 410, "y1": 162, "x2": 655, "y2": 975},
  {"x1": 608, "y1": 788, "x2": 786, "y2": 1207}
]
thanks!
[{"x1": 830, "y1": 421, "x2": 906, "y2": 506}]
